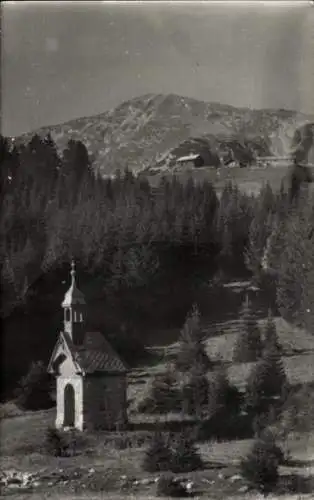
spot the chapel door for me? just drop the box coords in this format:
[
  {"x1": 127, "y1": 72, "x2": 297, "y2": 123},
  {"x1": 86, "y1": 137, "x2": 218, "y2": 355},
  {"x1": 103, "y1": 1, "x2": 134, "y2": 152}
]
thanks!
[{"x1": 63, "y1": 383, "x2": 75, "y2": 427}]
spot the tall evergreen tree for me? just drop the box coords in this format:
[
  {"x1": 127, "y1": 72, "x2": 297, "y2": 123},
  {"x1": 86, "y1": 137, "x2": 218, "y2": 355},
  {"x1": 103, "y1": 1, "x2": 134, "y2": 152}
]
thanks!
[
  {"x1": 175, "y1": 304, "x2": 211, "y2": 373},
  {"x1": 233, "y1": 295, "x2": 263, "y2": 363},
  {"x1": 263, "y1": 310, "x2": 282, "y2": 354},
  {"x1": 246, "y1": 339, "x2": 288, "y2": 415}
]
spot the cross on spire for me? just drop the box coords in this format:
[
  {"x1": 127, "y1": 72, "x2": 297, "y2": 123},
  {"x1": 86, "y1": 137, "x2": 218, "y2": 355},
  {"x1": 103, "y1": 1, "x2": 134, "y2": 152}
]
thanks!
[{"x1": 70, "y1": 259, "x2": 76, "y2": 287}]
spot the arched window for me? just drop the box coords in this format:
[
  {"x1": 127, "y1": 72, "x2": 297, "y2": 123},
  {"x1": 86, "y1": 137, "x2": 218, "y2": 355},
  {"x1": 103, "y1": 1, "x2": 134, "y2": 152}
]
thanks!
[{"x1": 65, "y1": 308, "x2": 71, "y2": 322}]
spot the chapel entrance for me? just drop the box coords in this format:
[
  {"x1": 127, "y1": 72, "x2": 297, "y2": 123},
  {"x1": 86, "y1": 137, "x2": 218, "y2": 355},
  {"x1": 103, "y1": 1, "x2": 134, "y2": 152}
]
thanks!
[{"x1": 63, "y1": 383, "x2": 75, "y2": 427}]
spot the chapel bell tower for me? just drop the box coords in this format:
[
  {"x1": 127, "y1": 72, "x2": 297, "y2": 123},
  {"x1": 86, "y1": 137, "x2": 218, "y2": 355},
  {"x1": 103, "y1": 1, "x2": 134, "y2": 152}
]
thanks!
[{"x1": 62, "y1": 260, "x2": 86, "y2": 345}]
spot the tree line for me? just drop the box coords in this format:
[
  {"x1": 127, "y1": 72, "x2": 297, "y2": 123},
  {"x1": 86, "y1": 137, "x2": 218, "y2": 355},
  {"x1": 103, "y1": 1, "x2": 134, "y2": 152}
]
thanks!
[{"x1": 0, "y1": 131, "x2": 313, "y2": 396}]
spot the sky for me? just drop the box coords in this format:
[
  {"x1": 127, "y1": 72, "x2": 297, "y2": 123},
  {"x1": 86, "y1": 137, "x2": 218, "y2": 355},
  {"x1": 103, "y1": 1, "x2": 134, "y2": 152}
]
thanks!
[{"x1": 2, "y1": 1, "x2": 314, "y2": 137}]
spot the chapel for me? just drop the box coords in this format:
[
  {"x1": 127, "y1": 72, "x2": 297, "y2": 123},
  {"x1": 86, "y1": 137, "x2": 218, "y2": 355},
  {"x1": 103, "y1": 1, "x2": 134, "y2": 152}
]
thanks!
[{"x1": 47, "y1": 261, "x2": 128, "y2": 431}]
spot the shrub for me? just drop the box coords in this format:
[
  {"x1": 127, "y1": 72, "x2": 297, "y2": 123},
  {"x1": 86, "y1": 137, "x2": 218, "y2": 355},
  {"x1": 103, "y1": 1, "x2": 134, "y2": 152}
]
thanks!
[
  {"x1": 142, "y1": 431, "x2": 173, "y2": 472},
  {"x1": 14, "y1": 361, "x2": 54, "y2": 411},
  {"x1": 171, "y1": 430, "x2": 203, "y2": 473},
  {"x1": 137, "y1": 369, "x2": 181, "y2": 414},
  {"x1": 240, "y1": 434, "x2": 283, "y2": 493},
  {"x1": 278, "y1": 383, "x2": 314, "y2": 436},
  {"x1": 156, "y1": 474, "x2": 189, "y2": 497},
  {"x1": 44, "y1": 427, "x2": 69, "y2": 457}
]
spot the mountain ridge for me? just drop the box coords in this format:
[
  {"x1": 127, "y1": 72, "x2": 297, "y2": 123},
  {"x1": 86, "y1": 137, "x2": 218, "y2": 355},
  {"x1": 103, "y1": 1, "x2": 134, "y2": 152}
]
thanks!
[{"x1": 13, "y1": 93, "x2": 314, "y2": 175}]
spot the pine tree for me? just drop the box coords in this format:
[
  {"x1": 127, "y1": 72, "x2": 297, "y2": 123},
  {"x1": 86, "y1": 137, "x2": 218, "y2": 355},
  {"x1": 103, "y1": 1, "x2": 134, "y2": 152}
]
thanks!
[
  {"x1": 209, "y1": 368, "x2": 243, "y2": 419},
  {"x1": 241, "y1": 435, "x2": 283, "y2": 494},
  {"x1": 233, "y1": 295, "x2": 263, "y2": 363},
  {"x1": 142, "y1": 431, "x2": 173, "y2": 473},
  {"x1": 245, "y1": 183, "x2": 275, "y2": 277},
  {"x1": 263, "y1": 310, "x2": 282, "y2": 354},
  {"x1": 181, "y1": 364, "x2": 210, "y2": 418},
  {"x1": 276, "y1": 201, "x2": 314, "y2": 324},
  {"x1": 175, "y1": 304, "x2": 212, "y2": 373},
  {"x1": 246, "y1": 341, "x2": 288, "y2": 415},
  {"x1": 138, "y1": 366, "x2": 180, "y2": 414},
  {"x1": 171, "y1": 429, "x2": 203, "y2": 473}
]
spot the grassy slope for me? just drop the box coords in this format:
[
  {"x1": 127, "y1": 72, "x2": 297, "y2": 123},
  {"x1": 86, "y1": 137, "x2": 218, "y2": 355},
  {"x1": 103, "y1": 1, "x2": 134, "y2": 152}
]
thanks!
[
  {"x1": 1, "y1": 310, "x2": 314, "y2": 499},
  {"x1": 145, "y1": 163, "x2": 314, "y2": 197}
]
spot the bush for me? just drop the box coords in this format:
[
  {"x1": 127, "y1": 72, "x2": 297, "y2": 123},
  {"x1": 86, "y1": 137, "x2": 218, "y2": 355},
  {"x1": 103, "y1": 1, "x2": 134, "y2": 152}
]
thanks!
[
  {"x1": 142, "y1": 429, "x2": 203, "y2": 474},
  {"x1": 156, "y1": 474, "x2": 189, "y2": 497},
  {"x1": 277, "y1": 383, "x2": 314, "y2": 436},
  {"x1": 14, "y1": 361, "x2": 54, "y2": 411},
  {"x1": 44, "y1": 427, "x2": 69, "y2": 457},
  {"x1": 240, "y1": 434, "x2": 283, "y2": 493},
  {"x1": 171, "y1": 431, "x2": 203, "y2": 473},
  {"x1": 137, "y1": 370, "x2": 182, "y2": 414},
  {"x1": 142, "y1": 431, "x2": 173, "y2": 472}
]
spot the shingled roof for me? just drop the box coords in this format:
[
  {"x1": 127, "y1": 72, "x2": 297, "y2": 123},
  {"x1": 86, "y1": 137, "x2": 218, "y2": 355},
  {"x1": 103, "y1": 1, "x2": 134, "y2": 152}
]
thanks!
[{"x1": 52, "y1": 330, "x2": 128, "y2": 375}]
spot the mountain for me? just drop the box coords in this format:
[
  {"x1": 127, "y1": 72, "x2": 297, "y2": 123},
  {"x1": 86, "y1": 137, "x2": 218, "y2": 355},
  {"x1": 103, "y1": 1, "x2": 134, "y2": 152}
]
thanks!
[{"x1": 14, "y1": 94, "x2": 314, "y2": 176}]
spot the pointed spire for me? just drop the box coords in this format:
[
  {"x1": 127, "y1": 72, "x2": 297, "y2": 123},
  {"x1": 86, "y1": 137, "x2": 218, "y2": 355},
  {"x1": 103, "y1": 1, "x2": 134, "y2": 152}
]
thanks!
[{"x1": 62, "y1": 259, "x2": 85, "y2": 308}]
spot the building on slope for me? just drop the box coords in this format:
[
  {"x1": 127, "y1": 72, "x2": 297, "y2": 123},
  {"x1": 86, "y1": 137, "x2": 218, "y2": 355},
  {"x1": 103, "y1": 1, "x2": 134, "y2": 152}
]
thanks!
[
  {"x1": 175, "y1": 153, "x2": 205, "y2": 169},
  {"x1": 47, "y1": 261, "x2": 128, "y2": 431}
]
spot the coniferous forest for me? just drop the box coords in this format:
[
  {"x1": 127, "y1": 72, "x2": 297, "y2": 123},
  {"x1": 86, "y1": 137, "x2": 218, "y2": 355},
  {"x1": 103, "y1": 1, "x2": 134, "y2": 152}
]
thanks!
[{"x1": 1, "y1": 132, "x2": 314, "y2": 399}]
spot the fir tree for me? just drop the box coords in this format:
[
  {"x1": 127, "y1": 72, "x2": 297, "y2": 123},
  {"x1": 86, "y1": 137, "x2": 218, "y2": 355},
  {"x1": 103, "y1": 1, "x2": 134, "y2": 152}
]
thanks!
[
  {"x1": 233, "y1": 295, "x2": 263, "y2": 363},
  {"x1": 241, "y1": 434, "x2": 283, "y2": 494},
  {"x1": 138, "y1": 366, "x2": 181, "y2": 414},
  {"x1": 263, "y1": 310, "x2": 282, "y2": 354},
  {"x1": 181, "y1": 364, "x2": 210, "y2": 418},
  {"x1": 175, "y1": 304, "x2": 212, "y2": 373},
  {"x1": 209, "y1": 368, "x2": 243, "y2": 419},
  {"x1": 170, "y1": 429, "x2": 203, "y2": 473},
  {"x1": 246, "y1": 341, "x2": 288, "y2": 415},
  {"x1": 142, "y1": 431, "x2": 173, "y2": 473}
]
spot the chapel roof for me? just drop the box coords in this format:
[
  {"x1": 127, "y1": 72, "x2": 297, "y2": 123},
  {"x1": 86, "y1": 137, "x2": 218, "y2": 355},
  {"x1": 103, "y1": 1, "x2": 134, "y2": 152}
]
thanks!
[{"x1": 50, "y1": 330, "x2": 128, "y2": 375}]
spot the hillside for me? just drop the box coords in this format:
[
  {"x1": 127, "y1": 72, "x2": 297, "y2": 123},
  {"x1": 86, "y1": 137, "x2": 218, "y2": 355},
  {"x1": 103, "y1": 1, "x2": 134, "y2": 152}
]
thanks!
[{"x1": 13, "y1": 94, "x2": 314, "y2": 176}]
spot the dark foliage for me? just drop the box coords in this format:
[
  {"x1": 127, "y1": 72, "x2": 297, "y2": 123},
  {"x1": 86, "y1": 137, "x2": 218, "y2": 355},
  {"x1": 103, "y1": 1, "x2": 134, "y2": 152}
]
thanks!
[
  {"x1": 138, "y1": 369, "x2": 182, "y2": 414},
  {"x1": 246, "y1": 341, "x2": 288, "y2": 416},
  {"x1": 14, "y1": 361, "x2": 54, "y2": 411},
  {"x1": 233, "y1": 295, "x2": 263, "y2": 363},
  {"x1": 263, "y1": 310, "x2": 282, "y2": 355},
  {"x1": 142, "y1": 429, "x2": 203, "y2": 474},
  {"x1": 175, "y1": 304, "x2": 212, "y2": 374},
  {"x1": 170, "y1": 430, "x2": 204, "y2": 473},
  {"x1": 0, "y1": 128, "x2": 312, "y2": 398},
  {"x1": 156, "y1": 474, "x2": 189, "y2": 498},
  {"x1": 240, "y1": 434, "x2": 284, "y2": 493},
  {"x1": 181, "y1": 368, "x2": 210, "y2": 418},
  {"x1": 142, "y1": 432, "x2": 174, "y2": 473},
  {"x1": 196, "y1": 370, "x2": 245, "y2": 440},
  {"x1": 44, "y1": 427, "x2": 69, "y2": 457}
]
